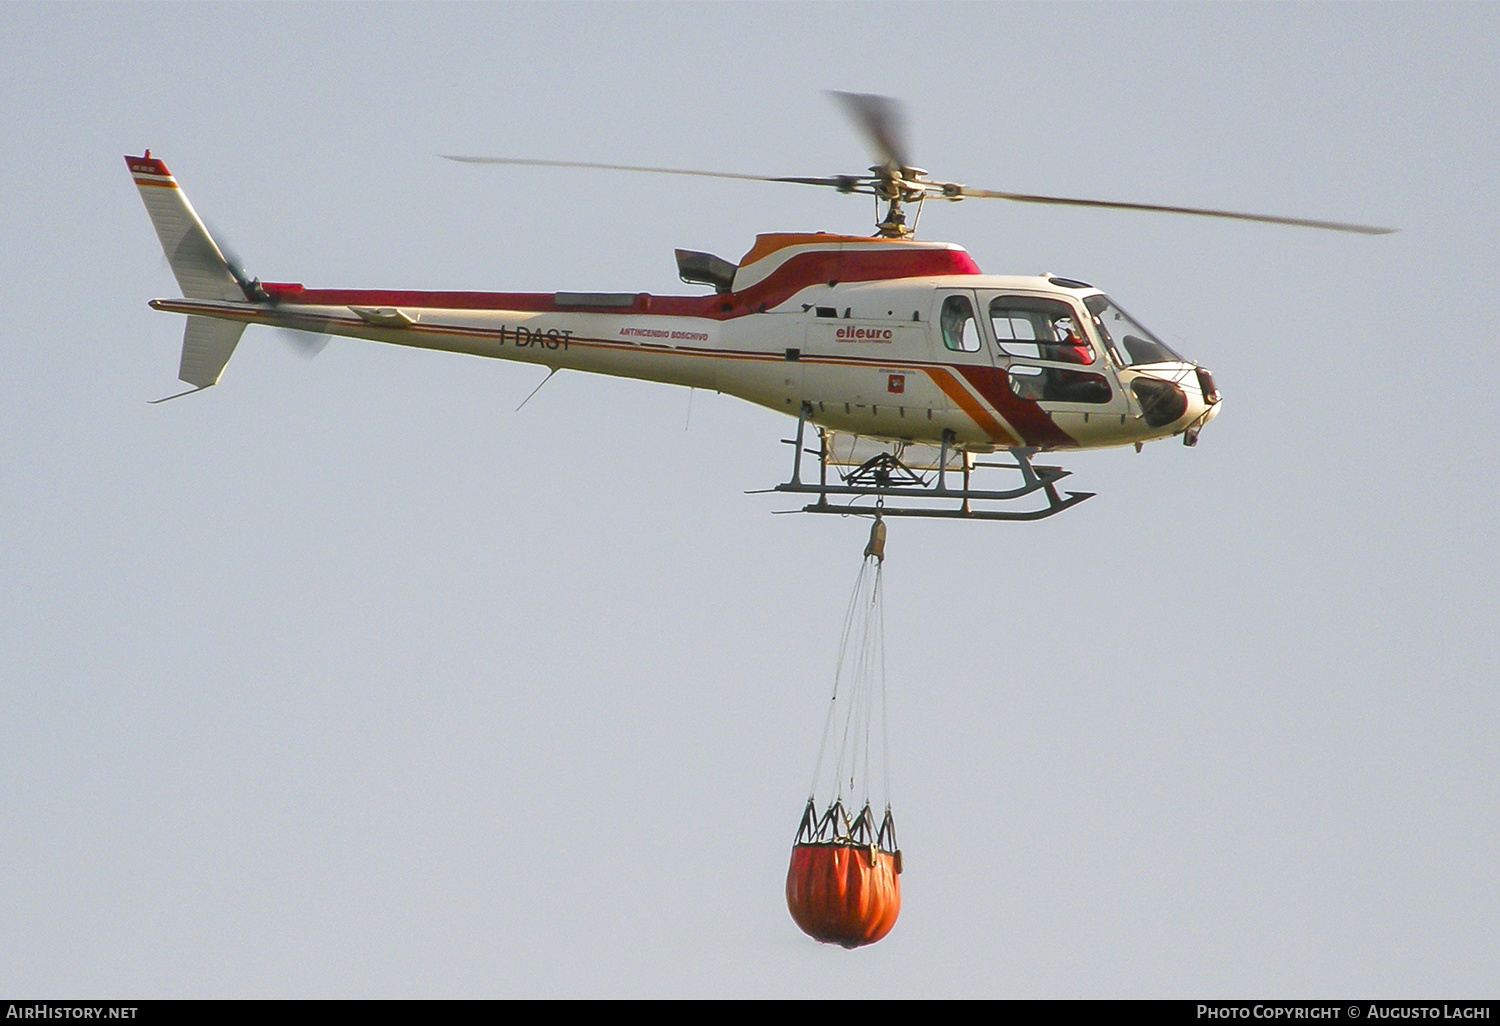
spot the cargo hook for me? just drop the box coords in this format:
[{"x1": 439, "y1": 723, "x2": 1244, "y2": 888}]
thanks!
[{"x1": 863, "y1": 511, "x2": 887, "y2": 563}]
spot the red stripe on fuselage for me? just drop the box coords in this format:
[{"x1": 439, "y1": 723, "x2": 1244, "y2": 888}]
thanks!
[
  {"x1": 954, "y1": 366, "x2": 1076, "y2": 448},
  {"x1": 261, "y1": 246, "x2": 980, "y2": 321},
  {"x1": 264, "y1": 285, "x2": 688, "y2": 315},
  {"x1": 731, "y1": 247, "x2": 980, "y2": 312}
]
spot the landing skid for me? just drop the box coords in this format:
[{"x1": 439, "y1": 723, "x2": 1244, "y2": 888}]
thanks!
[{"x1": 751, "y1": 404, "x2": 1093, "y2": 521}]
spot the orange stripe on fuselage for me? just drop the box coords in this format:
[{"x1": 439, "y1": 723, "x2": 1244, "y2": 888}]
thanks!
[
  {"x1": 737, "y1": 233, "x2": 899, "y2": 267},
  {"x1": 923, "y1": 366, "x2": 1018, "y2": 445}
]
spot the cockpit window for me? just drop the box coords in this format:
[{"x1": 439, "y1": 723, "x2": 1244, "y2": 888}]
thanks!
[
  {"x1": 988, "y1": 296, "x2": 1095, "y2": 364},
  {"x1": 940, "y1": 295, "x2": 982, "y2": 352},
  {"x1": 1084, "y1": 295, "x2": 1183, "y2": 366},
  {"x1": 990, "y1": 296, "x2": 1110, "y2": 404}
]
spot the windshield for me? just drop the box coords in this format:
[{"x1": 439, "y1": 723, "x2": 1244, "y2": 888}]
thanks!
[{"x1": 1084, "y1": 295, "x2": 1183, "y2": 366}]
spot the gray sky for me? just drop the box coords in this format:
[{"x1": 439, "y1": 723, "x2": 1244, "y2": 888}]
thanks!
[{"x1": 2, "y1": 1, "x2": 1496, "y2": 997}]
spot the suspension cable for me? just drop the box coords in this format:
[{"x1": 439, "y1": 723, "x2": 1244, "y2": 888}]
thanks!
[{"x1": 806, "y1": 516, "x2": 893, "y2": 819}]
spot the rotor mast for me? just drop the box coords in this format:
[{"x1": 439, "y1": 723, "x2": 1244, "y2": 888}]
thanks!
[{"x1": 873, "y1": 165, "x2": 934, "y2": 239}]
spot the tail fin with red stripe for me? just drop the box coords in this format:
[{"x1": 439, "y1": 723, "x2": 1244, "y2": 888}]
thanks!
[{"x1": 127, "y1": 152, "x2": 248, "y2": 391}]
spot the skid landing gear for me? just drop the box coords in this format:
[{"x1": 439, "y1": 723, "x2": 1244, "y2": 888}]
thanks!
[{"x1": 752, "y1": 404, "x2": 1093, "y2": 522}]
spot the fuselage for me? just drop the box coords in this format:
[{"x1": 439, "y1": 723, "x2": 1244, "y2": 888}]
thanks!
[{"x1": 153, "y1": 232, "x2": 1221, "y2": 452}]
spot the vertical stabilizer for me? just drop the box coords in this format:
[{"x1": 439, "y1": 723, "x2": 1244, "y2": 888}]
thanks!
[
  {"x1": 178, "y1": 316, "x2": 247, "y2": 389},
  {"x1": 126, "y1": 153, "x2": 244, "y2": 302}
]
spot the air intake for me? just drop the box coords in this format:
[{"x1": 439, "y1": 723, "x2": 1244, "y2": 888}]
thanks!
[{"x1": 675, "y1": 249, "x2": 737, "y2": 294}]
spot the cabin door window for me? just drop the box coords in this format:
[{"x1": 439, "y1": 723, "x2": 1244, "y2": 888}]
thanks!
[{"x1": 933, "y1": 292, "x2": 990, "y2": 362}]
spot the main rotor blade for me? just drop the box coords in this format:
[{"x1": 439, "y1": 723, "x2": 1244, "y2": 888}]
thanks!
[
  {"x1": 957, "y1": 186, "x2": 1397, "y2": 235},
  {"x1": 442, "y1": 154, "x2": 859, "y2": 191},
  {"x1": 829, "y1": 91, "x2": 911, "y2": 173}
]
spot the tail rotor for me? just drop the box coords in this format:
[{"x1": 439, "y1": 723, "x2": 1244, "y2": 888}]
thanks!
[{"x1": 205, "y1": 222, "x2": 332, "y2": 359}]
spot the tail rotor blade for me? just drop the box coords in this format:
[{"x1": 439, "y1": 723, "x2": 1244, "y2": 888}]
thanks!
[
  {"x1": 199, "y1": 221, "x2": 275, "y2": 300},
  {"x1": 274, "y1": 326, "x2": 331, "y2": 359},
  {"x1": 203, "y1": 221, "x2": 251, "y2": 288}
]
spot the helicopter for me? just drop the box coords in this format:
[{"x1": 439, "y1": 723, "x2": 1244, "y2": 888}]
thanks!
[{"x1": 128, "y1": 93, "x2": 1393, "y2": 521}]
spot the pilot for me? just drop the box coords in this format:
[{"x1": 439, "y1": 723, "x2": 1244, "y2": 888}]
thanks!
[
  {"x1": 1052, "y1": 321, "x2": 1094, "y2": 365},
  {"x1": 1049, "y1": 321, "x2": 1107, "y2": 402}
]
